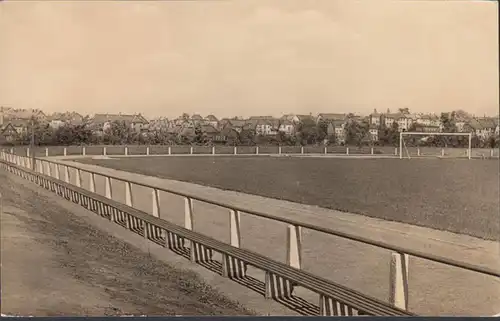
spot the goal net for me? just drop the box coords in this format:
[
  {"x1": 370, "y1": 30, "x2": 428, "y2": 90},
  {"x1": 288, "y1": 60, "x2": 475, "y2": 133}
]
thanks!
[{"x1": 399, "y1": 132, "x2": 472, "y2": 159}]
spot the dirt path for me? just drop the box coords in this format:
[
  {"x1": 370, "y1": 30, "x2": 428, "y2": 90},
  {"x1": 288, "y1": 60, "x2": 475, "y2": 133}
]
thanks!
[{"x1": 0, "y1": 171, "x2": 254, "y2": 316}]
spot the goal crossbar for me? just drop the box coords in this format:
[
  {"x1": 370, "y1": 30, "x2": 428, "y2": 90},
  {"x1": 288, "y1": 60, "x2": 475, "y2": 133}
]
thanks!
[{"x1": 399, "y1": 131, "x2": 472, "y2": 160}]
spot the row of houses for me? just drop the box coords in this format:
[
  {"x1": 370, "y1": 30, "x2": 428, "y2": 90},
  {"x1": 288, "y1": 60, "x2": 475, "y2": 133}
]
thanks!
[{"x1": 1, "y1": 107, "x2": 499, "y2": 144}]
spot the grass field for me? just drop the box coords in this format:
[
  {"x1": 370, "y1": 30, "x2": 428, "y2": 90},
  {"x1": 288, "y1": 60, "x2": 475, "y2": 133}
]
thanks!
[{"x1": 77, "y1": 156, "x2": 499, "y2": 241}]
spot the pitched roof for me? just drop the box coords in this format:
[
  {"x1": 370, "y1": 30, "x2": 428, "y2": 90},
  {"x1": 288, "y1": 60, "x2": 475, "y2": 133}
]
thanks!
[
  {"x1": 191, "y1": 114, "x2": 203, "y2": 120},
  {"x1": 201, "y1": 125, "x2": 219, "y2": 134},
  {"x1": 249, "y1": 116, "x2": 276, "y2": 121},
  {"x1": 318, "y1": 113, "x2": 346, "y2": 121},
  {"x1": 90, "y1": 113, "x2": 149, "y2": 124},
  {"x1": 205, "y1": 115, "x2": 218, "y2": 122},
  {"x1": 227, "y1": 119, "x2": 248, "y2": 127}
]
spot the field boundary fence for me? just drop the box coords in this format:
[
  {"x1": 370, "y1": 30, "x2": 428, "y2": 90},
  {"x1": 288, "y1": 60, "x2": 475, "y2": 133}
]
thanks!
[
  {"x1": 1, "y1": 151, "x2": 499, "y2": 316},
  {"x1": 4, "y1": 145, "x2": 499, "y2": 159}
]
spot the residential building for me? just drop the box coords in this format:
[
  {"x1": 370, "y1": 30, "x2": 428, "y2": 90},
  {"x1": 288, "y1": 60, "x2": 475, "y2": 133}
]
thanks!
[
  {"x1": 88, "y1": 113, "x2": 149, "y2": 133},
  {"x1": 368, "y1": 124, "x2": 379, "y2": 141},
  {"x1": 465, "y1": 118, "x2": 497, "y2": 140},
  {"x1": 413, "y1": 123, "x2": 440, "y2": 133},
  {"x1": 203, "y1": 115, "x2": 219, "y2": 128},
  {"x1": 191, "y1": 114, "x2": 204, "y2": 125},
  {"x1": 0, "y1": 123, "x2": 19, "y2": 143},
  {"x1": 222, "y1": 119, "x2": 249, "y2": 133},
  {"x1": 316, "y1": 113, "x2": 346, "y2": 124},
  {"x1": 47, "y1": 112, "x2": 84, "y2": 129},
  {"x1": 326, "y1": 120, "x2": 346, "y2": 144},
  {"x1": 148, "y1": 117, "x2": 170, "y2": 132},
  {"x1": 369, "y1": 109, "x2": 382, "y2": 126}
]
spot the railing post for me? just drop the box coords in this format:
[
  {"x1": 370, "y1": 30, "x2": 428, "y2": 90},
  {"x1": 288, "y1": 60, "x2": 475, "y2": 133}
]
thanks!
[
  {"x1": 152, "y1": 188, "x2": 160, "y2": 218},
  {"x1": 417, "y1": 148, "x2": 420, "y2": 156},
  {"x1": 105, "y1": 176, "x2": 112, "y2": 199},
  {"x1": 55, "y1": 164, "x2": 60, "y2": 180},
  {"x1": 82, "y1": 146, "x2": 86, "y2": 156},
  {"x1": 190, "y1": 146, "x2": 193, "y2": 155},
  {"x1": 46, "y1": 161, "x2": 52, "y2": 177},
  {"x1": 301, "y1": 146, "x2": 304, "y2": 154},
  {"x1": 229, "y1": 210, "x2": 241, "y2": 247},
  {"x1": 346, "y1": 147, "x2": 350, "y2": 155},
  {"x1": 234, "y1": 146, "x2": 237, "y2": 155},
  {"x1": 212, "y1": 146, "x2": 215, "y2": 155},
  {"x1": 222, "y1": 209, "x2": 247, "y2": 279},
  {"x1": 389, "y1": 252, "x2": 409, "y2": 311},
  {"x1": 168, "y1": 146, "x2": 172, "y2": 155},
  {"x1": 125, "y1": 146, "x2": 129, "y2": 156},
  {"x1": 286, "y1": 225, "x2": 302, "y2": 269},
  {"x1": 490, "y1": 149, "x2": 494, "y2": 157},
  {"x1": 105, "y1": 176, "x2": 113, "y2": 221},
  {"x1": 64, "y1": 147, "x2": 67, "y2": 156},
  {"x1": 371, "y1": 147, "x2": 374, "y2": 155},
  {"x1": 89, "y1": 172, "x2": 96, "y2": 193},
  {"x1": 146, "y1": 146, "x2": 150, "y2": 156},
  {"x1": 125, "y1": 181, "x2": 133, "y2": 207},
  {"x1": 64, "y1": 165, "x2": 70, "y2": 183},
  {"x1": 278, "y1": 146, "x2": 282, "y2": 155},
  {"x1": 26, "y1": 148, "x2": 30, "y2": 157},
  {"x1": 103, "y1": 146, "x2": 107, "y2": 156},
  {"x1": 45, "y1": 148, "x2": 49, "y2": 157},
  {"x1": 75, "y1": 169, "x2": 82, "y2": 188},
  {"x1": 395, "y1": 147, "x2": 398, "y2": 156},
  {"x1": 184, "y1": 197, "x2": 193, "y2": 231},
  {"x1": 256, "y1": 146, "x2": 259, "y2": 155},
  {"x1": 324, "y1": 146, "x2": 327, "y2": 155},
  {"x1": 441, "y1": 148, "x2": 444, "y2": 157}
]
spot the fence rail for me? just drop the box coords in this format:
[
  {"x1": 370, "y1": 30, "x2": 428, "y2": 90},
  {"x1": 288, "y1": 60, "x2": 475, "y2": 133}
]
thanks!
[
  {"x1": 1, "y1": 151, "x2": 499, "y2": 316},
  {"x1": 5, "y1": 144, "x2": 500, "y2": 159},
  {"x1": 0, "y1": 152, "x2": 414, "y2": 317}
]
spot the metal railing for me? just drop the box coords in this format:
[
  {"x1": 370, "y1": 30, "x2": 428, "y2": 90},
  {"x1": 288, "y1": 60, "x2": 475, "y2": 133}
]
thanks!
[
  {"x1": 1, "y1": 151, "x2": 499, "y2": 315},
  {"x1": 0, "y1": 152, "x2": 413, "y2": 316}
]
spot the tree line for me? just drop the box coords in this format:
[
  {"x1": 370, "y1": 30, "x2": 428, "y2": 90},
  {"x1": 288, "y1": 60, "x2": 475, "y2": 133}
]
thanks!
[{"x1": 2, "y1": 115, "x2": 498, "y2": 148}]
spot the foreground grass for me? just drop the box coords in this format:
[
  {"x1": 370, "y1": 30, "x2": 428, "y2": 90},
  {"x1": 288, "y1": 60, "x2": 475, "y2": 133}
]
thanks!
[{"x1": 78, "y1": 156, "x2": 499, "y2": 241}]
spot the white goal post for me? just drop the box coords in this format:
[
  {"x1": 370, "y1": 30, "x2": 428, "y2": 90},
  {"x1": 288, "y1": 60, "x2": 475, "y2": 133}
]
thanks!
[{"x1": 399, "y1": 132, "x2": 472, "y2": 160}]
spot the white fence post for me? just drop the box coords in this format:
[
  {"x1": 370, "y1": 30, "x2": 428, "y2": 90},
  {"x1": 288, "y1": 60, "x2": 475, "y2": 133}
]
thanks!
[
  {"x1": 184, "y1": 197, "x2": 195, "y2": 261},
  {"x1": 324, "y1": 146, "x2": 327, "y2": 155},
  {"x1": 490, "y1": 149, "x2": 494, "y2": 157},
  {"x1": 125, "y1": 146, "x2": 129, "y2": 156},
  {"x1": 212, "y1": 146, "x2": 216, "y2": 155},
  {"x1": 103, "y1": 147, "x2": 107, "y2": 156},
  {"x1": 371, "y1": 147, "x2": 374, "y2": 155},
  {"x1": 45, "y1": 148, "x2": 49, "y2": 157},
  {"x1": 63, "y1": 166, "x2": 70, "y2": 183},
  {"x1": 82, "y1": 146, "x2": 86, "y2": 156},
  {"x1": 395, "y1": 147, "x2": 398, "y2": 156},
  {"x1": 152, "y1": 188, "x2": 160, "y2": 218},
  {"x1": 417, "y1": 148, "x2": 420, "y2": 156},
  {"x1": 55, "y1": 164, "x2": 60, "y2": 180},
  {"x1": 278, "y1": 146, "x2": 282, "y2": 155},
  {"x1": 63, "y1": 147, "x2": 67, "y2": 156},
  {"x1": 301, "y1": 146, "x2": 304, "y2": 154},
  {"x1": 125, "y1": 181, "x2": 133, "y2": 207},
  {"x1": 26, "y1": 148, "x2": 30, "y2": 157},
  {"x1": 229, "y1": 209, "x2": 241, "y2": 247},
  {"x1": 441, "y1": 148, "x2": 444, "y2": 157},
  {"x1": 256, "y1": 146, "x2": 259, "y2": 155},
  {"x1": 75, "y1": 169, "x2": 82, "y2": 188},
  {"x1": 168, "y1": 146, "x2": 172, "y2": 155},
  {"x1": 234, "y1": 146, "x2": 237, "y2": 155},
  {"x1": 190, "y1": 146, "x2": 193, "y2": 155},
  {"x1": 146, "y1": 146, "x2": 150, "y2": 156},
  {"x1": 389, "y1": 252, "x2": 409, "y2": 311},
  {"x1": 286, "y1": 225, "x2": 302, "y2": 269},
  {"x1": 105, "y1": 176, "x2": 113, "y2": 221},
  {"x1": 46, "y1": 161, "x2": 52, "y2": 177},
  {"x1": 346, "y1": 147, "x2": 350, "y2": 155},
  {"x1": 89, "y1": 172, "x2": 96, "y2": 193}
]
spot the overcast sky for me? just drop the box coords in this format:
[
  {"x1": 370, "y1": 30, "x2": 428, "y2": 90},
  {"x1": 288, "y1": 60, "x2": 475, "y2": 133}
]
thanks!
[{"x1": 0, "y1": 0, "x2": 498, "y2": 119}]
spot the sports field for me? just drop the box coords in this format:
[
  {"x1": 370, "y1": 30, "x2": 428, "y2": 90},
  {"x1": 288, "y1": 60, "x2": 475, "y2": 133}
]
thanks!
[{"x1": 77, "y1": 156, "x2": 499, "y2": 240}]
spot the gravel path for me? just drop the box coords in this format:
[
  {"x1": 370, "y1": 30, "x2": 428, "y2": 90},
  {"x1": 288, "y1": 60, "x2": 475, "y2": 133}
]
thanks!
[{"x1": 0, "y1": 171, "x2": 254, "y2": 317}]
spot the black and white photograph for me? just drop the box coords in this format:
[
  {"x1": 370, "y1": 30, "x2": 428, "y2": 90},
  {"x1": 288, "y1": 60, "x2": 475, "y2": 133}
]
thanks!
[{"x1": 0, "y1": 0, "x2": 499, "y2": 317}]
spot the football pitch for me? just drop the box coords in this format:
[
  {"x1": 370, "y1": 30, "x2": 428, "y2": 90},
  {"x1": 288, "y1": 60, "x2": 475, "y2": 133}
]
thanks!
[{"x1": 77, "y1": 156, "x2": 499, "y2": 241}]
